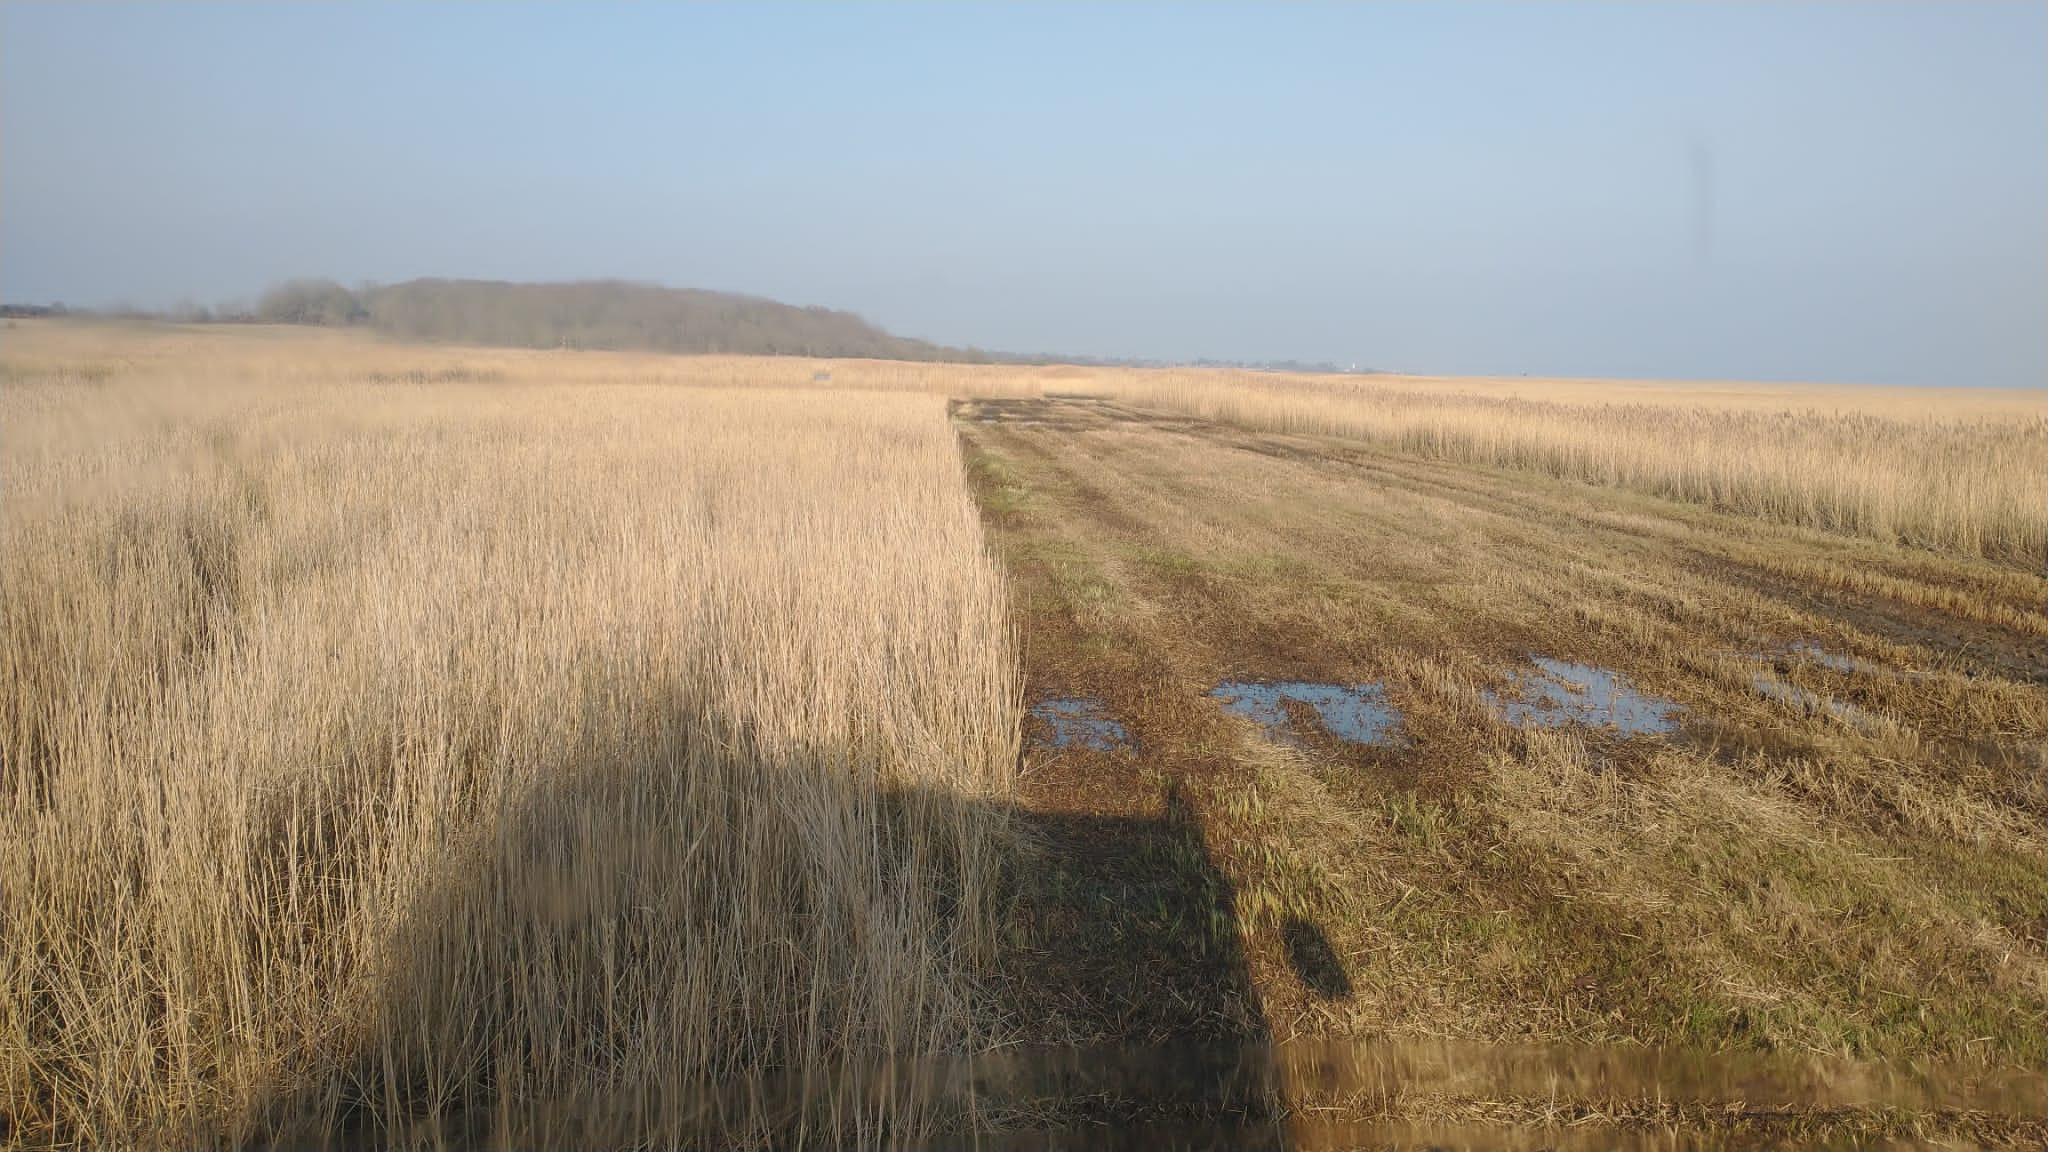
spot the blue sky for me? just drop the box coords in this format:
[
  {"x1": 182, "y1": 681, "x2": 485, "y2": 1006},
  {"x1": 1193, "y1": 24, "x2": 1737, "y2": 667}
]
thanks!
[{"x1": 3, "y1": 2, "x2": 2043, "y2": 385}]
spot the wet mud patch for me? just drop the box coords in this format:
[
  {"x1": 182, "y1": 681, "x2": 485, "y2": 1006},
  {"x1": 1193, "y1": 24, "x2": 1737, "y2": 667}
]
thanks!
[
  {"x1": 1209, "y1": 680, "x2": 1403, "y2": 747},
  {"x1": 1791, "y1": 641, "x2": 1953, "y2": 687},
  {"x1": 953, "y1": 396, "x2": 1138, "y2": 434},
  {"x1": 1028, "y1": 697, "x2": 1133, "y2": 752},
  {"x1": 1791, "y1": 641, "x2": 1864, "y2": 675},
  {"x1": 1725, "y1": 642, "x2": 1921, "y2": 737},
  {"x1": 1748, "y1": 674, "x2": 1887, "y2": 735},
  {"x1": 1487, "y1": 658, "x2": 1679, "y2": 736}
]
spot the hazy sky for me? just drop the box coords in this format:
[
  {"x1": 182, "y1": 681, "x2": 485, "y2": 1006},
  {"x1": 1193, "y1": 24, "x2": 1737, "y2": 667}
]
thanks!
[{"x1": 4, "y1": 3, "x2": 2044, "y2": 385}]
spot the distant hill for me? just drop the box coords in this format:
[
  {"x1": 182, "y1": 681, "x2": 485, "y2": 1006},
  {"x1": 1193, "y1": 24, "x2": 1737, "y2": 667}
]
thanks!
[{"x1": 248, "y1": 278, "x2": 989, "y2": 362}]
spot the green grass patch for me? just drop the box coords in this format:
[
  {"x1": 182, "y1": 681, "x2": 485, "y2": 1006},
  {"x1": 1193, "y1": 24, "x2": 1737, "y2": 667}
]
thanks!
[{"x1": 963, "y1": 445, "x2": 1034, "y2": 515}]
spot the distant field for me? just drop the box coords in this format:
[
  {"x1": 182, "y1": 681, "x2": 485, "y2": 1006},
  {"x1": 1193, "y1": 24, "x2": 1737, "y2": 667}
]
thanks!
[
  {"x1": 4, "y1": 320, "x2": 2046, "y2": 1148},
  {"x1": 15, "y1": 319, "x2": 2040, "y2": 566}
]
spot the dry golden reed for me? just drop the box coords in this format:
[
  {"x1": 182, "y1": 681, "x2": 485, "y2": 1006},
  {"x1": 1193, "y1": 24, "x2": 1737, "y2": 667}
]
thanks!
[
  {"x1": 4, "y1": 319, "x2": 2042, "y2": 1146},
  {"x1": 0, "y1": 326, "x2": 1018, "y2": 1147},
  {"x1": 1091, "y1": 369, "x2": 2048, "y2": 568}
]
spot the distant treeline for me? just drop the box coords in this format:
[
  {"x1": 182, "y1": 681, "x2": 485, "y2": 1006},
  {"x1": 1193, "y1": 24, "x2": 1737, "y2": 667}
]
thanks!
[
  {"x1": 239, "y1": 278, "x2": 995, "y2": 362},
  {"x1": 4, "y1": 282, "x2": 1385, "y2": 373}
]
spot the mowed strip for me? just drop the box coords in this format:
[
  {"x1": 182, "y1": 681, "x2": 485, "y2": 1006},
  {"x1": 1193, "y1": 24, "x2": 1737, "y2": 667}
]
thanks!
[{"x1": 959, "y1": 396, "x2": 2048, "y2": 1142}]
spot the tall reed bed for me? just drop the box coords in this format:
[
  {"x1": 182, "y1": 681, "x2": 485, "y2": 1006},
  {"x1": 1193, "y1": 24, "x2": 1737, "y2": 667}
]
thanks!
[
  {"x1": 1095, "y1": 371, "x2": 2048, "y2": 568},
  {"x1": 1, "y1": 351, "x2": 1018, "y2": 1146}
]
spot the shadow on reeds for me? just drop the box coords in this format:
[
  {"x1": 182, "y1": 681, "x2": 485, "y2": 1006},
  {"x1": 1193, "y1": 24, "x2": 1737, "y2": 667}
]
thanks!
[
  {"x1": 230, "y1": 676, "x2": 1285, "y2": 1151},
  {"x1": 230, "y1": 694, "x2": 2048, "y2": 1151},
  {"x1": 233, "y1": 686, "x2": 1022, "y2": 1149}
]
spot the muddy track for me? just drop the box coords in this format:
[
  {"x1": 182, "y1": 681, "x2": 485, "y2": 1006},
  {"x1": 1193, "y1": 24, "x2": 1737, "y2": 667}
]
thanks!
[{"x1": 956, "y1": 396, "x2": 2048, "y2": 1143}]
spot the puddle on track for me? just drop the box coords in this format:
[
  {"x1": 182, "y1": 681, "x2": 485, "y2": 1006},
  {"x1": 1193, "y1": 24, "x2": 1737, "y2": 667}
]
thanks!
[
  {"x1": 1029, "y1": 698, "x2": 1132, "y2": 751},
  {"x1": 1722, "y1": 642, "x2": 1916, "y2": 735},
  {"x1": 1790, "y1": 641, "x2": 1863, "y2": 675},
  {"x1": 1749, "y1": 674, "x2": 1886, "y2": 734},
  {"x1": 1209, "y1": 681, "x2": 1403, "y2": 747},
  {"x1": 1487, "y1": 659, "x2": 1679, "y2": 736},
  {"x1": 1716, "y1": 640, "x2": 1936, "y2": 682},
  {"x1": 1786, "y1": 641, "x2": 1940, "y2": 682}
]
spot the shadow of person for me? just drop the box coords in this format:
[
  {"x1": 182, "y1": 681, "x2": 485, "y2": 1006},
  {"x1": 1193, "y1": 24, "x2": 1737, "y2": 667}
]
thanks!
[
  {"x1": 238, "y1": 688, "x2": 1045, "y2": 1150},
  {"x1": 975, "y1": 779, "x2": 1288, "y2": 1142},
  {"x1": 234, "y1": 690, "x2": 1307, "y2": 1151}
]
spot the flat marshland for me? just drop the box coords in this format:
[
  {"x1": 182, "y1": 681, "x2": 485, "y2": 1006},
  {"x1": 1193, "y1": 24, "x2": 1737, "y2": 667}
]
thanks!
[
  {"x1": 4, "y1": 321, "x2": 2047, "y2": 1148},
  {"x1": 1, "y1": 323, "x2": 1018, "y2": 1147}
]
